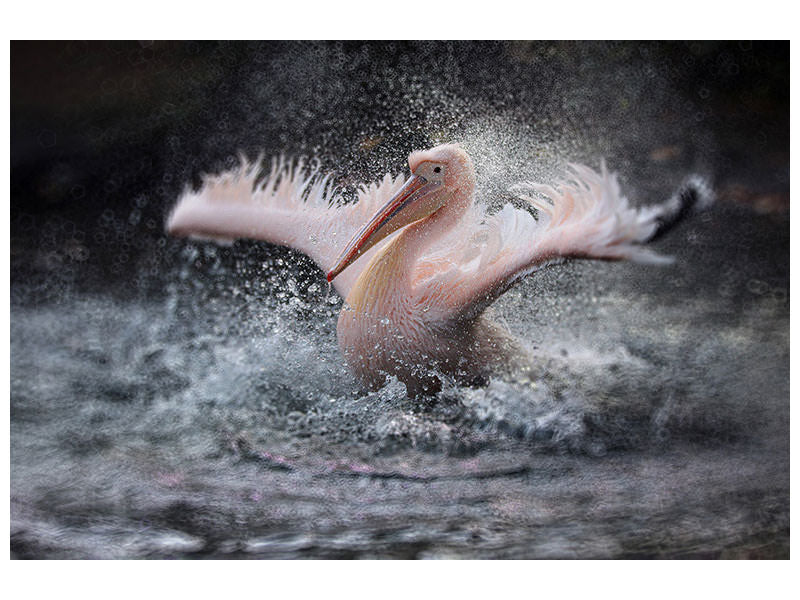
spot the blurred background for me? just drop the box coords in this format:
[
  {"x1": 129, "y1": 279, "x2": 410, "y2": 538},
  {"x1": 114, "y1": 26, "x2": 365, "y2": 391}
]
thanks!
[
  {"x1": 10, "y1": 41, "x2": 788, "y2": 300},
  {"x1": 10, "y1": 41, "x2": 789, "y2": 558}
]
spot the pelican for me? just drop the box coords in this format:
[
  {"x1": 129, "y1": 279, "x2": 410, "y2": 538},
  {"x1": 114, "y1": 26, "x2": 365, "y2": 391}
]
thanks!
[{"x1": 168, "y1": 144, "x2": 710, "y2": 394}]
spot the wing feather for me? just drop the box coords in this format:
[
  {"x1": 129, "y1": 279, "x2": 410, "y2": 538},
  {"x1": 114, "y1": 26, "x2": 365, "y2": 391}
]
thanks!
[
  {"x1": 167, "y1": 156, "x2": 405, "y2": 297},
  {"x1": 412, "y1": 162, "x2": 675, "y2": 322}
]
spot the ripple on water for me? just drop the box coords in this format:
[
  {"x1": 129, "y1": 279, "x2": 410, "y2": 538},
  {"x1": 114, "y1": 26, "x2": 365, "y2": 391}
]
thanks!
[{"x1": 9, "y1": 271, "x2": 789, "y2": 558}]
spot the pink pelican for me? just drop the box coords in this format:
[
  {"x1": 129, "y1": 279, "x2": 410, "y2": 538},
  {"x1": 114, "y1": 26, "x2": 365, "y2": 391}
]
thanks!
[{"x1": 168, "y1": 144, "x2": 709, "y2": 394}]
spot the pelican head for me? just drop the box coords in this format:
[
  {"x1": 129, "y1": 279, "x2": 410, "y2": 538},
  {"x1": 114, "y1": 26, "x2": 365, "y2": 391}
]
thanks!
[{"x1": 327, "y1": 143, "x2": 475, "y2": 282}]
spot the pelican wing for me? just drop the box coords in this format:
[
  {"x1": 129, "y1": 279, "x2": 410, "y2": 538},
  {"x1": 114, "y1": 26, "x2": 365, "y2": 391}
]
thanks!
[
  {"x1": 167, "y1": 156, "x2": 406, "y2": 297},
  {"x1": 412, "y1": 162, "x2": 689, "y2": 322}
]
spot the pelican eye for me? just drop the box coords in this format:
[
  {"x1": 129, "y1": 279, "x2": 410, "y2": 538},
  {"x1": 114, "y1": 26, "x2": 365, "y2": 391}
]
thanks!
[{"x1": 434, "y1": 167, "x2": 441, "y2": 173}]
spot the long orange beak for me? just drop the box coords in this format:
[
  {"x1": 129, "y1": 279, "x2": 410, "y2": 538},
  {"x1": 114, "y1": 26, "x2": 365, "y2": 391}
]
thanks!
[{"x1": 327, "y1": 174, "x2": 440, "y2": 282}]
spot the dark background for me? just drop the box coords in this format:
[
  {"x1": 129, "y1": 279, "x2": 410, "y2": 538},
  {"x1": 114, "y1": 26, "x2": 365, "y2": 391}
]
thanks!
[{"x1": 10, "y1": 41, "x2": 789, "y2": 302}]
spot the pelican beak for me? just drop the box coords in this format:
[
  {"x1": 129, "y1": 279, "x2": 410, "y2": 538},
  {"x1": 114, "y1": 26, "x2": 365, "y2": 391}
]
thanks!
[{"x1": 327, "y1": 173, "x2": 443, "y2": 282}]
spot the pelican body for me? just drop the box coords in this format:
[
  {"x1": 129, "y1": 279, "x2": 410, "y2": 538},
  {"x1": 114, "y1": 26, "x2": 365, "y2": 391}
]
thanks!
[{"x1": 168, "y1": 144, "x2": 710, "y2": 394}]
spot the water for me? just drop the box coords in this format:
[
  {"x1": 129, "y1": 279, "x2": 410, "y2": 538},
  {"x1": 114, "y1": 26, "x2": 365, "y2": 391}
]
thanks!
[
  {"x1": 10, "y1": 208, "x2": 789, "y2": 558},
  {"x1": 10, "y1": 41, "x2": 789, "y2": 558}
]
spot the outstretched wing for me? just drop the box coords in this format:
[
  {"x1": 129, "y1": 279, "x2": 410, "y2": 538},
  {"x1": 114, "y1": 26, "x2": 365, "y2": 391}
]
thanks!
[
  {"x1": 167, "y1": 156, "x2": 405, "y2": 298},
  {"x1": 412, "y1": 162, "x2": 711, "y2": 322}
]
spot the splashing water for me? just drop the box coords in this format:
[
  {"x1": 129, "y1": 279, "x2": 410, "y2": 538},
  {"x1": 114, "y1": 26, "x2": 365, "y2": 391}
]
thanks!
[{"x1": 11, "y1": 41, "x2": 788, "y2": 558}]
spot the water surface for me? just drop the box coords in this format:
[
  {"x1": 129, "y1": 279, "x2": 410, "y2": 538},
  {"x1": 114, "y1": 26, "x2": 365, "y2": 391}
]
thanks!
[{"x1": 11, "y1": 41, "x2": 789, "y2": 559}]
